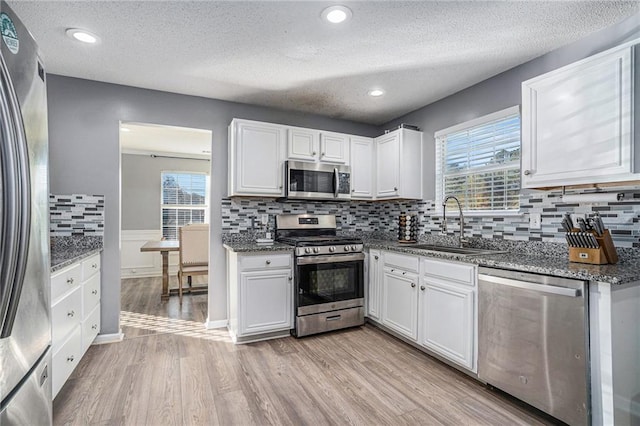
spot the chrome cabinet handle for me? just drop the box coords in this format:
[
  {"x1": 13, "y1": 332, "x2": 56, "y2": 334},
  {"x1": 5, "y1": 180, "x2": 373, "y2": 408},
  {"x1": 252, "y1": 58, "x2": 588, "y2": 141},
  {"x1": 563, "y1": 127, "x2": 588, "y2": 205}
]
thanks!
[
  {"x1": 92, "y1": 289, "x2": 98, "y2": 295},
  {"x1": 411, "y1": 283, "x2": 416, "y2": 288},
  {"x1": 67, "y1": 310, "x2": 75, "y2": 317},
  {"x1": 92, "y1": 263, "x2": 98, "y2": 269},
  {"x1": 66, "y1": 277, "x2": 74, "y2": 284},
  {"x1": 279, "y1": 185, "x2": 283, "y2": 189},
  {"x1": 352, "y1": 189, "x2": 355, "y2": 192},
  {"x1": 374, "y1": 255, "x2": 378, "y2": 260},
  {"x1": 312, "y1": 151, "x2": 317, "y2": 156},
  {"x1": 67, "y1": 355, "x2": 75, "y2": 362},
  {"x1": 420, "y1": 286, "x2": 425, "y2": 291},
  {"x1": 321, "y1": 152, "x2": 325, "y2": 157},
  {"x1": 266, "y1": 260, "x2": 271, "y2": 265},
  {"x1": 402, "y1": 271, "x2": 406, "y2": 275},
  {"x1": 390, "y1": 269, "x2": 394, "y2": 272},
  {"x1": 288, "y1": 276, "x2": 292, "y2": 281},
  {"x1": 92, "y1": 324, "x2": 98, "y2": 330},
  {"x1": 523, "y1": 170, "x2": 531, "y2": 176}
]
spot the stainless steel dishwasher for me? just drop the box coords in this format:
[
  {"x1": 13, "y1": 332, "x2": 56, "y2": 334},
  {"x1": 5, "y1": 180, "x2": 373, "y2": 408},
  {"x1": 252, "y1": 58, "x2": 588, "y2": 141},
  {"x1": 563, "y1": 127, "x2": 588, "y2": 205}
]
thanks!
[{"x1": 478, "y1": 267, "x2": 589, "y2": 426}]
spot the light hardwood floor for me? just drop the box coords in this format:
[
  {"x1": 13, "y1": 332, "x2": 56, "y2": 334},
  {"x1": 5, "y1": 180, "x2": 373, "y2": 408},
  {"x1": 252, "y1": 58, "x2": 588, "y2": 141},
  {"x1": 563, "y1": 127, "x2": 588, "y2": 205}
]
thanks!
[{"x1": 53, "y1": 276, "x2": 553, "y2": 426}]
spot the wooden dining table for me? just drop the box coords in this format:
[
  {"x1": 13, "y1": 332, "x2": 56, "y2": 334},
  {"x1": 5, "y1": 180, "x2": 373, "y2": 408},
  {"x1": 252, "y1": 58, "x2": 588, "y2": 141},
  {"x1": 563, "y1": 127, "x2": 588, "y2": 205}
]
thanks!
[{"x1": 140, "y1": 240, "x2": 179, "y2": 299}]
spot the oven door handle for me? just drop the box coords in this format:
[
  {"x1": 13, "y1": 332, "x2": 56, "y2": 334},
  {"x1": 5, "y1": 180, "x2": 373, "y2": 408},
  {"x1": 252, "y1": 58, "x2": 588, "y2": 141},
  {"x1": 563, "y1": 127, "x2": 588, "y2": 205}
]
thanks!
[
  {"x1": 333, "y1": 167, "x2": 339, "y2": 198},
  {"x1": 297, "y1": 253, "x2": 365, "y2": 265}
]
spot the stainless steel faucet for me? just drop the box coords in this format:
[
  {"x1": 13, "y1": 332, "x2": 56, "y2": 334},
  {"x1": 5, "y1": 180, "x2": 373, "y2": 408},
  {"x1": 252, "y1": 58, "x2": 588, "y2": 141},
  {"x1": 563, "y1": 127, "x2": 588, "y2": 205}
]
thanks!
[{"x1": 442, "y1": 195, "x2": 468, "y2": 248}]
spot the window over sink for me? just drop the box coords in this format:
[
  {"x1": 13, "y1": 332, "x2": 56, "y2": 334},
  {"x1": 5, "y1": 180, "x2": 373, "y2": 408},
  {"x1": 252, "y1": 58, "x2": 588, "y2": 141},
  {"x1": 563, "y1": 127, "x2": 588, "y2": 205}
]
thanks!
[
  {"x1": 435, "y1": 106, "x2": 520, "y2": 214},
  {"x1": 161, "y1": 171, "x2": 209, "y2": 240}
]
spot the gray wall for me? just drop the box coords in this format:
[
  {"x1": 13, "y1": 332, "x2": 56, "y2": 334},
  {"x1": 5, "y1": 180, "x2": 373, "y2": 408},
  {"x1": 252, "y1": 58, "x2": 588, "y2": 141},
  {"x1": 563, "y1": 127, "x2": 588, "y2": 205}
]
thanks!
[
  {"x1": 47, "y1": 75, "x2": 380, "y2": 335},
  {"x1": 121, "y1": 154, "x2": 211, "y2": 230},
  {"x1": 384, "y1": 11, "x2": 640, "y2": 200}
]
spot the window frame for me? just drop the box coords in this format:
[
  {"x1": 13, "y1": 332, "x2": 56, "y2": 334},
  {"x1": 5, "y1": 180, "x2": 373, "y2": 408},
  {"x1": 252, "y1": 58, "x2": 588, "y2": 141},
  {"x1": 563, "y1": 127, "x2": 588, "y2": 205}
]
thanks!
[
  {"x1": 434, "y1": 105, "x2": 521, "y2": 216},
  {"x1": 160, "y1": 171, "x2": 210, "y2": 241}
]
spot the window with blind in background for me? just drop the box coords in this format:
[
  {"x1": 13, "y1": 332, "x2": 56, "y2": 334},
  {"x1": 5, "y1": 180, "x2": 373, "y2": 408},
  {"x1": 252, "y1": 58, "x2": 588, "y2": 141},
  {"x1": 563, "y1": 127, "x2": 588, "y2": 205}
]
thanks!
[
  {"x1": 435, "y1": 106, "x2": 521, "y2": 213},
  {"x1": 161, "y1": 172, "x2": 209, "y2": 240}
]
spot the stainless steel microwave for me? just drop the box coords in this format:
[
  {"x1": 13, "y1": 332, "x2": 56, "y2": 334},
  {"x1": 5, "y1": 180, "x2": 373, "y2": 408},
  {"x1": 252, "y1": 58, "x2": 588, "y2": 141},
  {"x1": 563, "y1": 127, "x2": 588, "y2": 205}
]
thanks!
[{"x1": 285, "y1": 161, "x2": 351, "y2": 201}]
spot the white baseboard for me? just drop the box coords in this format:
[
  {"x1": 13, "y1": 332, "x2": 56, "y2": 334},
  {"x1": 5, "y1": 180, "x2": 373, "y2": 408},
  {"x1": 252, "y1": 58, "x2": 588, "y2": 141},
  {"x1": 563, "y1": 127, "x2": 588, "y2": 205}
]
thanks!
[
  {"x1": 93, "y1": 330, "x2": 125, "y2": 345},
  {"x1": 205, "y1": 319, "x2": 228, "y2": 329},
  {"x1": 121, "y1": 229, "x2": 179, "y2": 278}
]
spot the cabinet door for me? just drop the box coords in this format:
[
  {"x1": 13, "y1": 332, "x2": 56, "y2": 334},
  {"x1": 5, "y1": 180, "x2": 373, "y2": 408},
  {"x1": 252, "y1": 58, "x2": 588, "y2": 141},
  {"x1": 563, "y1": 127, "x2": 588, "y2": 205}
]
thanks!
[
  {"x1": 320, "y1": 132, "x2": 349, "y2": 164},
  {"x1": 288, "y1": 127, "x2": 319, "y2": 162},
  {"x1": 232, "y1": 121, "x2": 286, "y2": 196},
  {"x1": 239, "y1": 269, "x2": 293, "y2": 336},
  {"x1": 381, "y1": 267, "x2": 418, "y2": 341},
  {"x1": 367, "y1": 250, "x2": 381, "y2": 320},
  {"x1": 375, "y1": 132, "x2": 400, "y2": 198},
  {"x1": 419, "y1": 279, "x2": 474, "y2": 370},
  {"x1": 521, "y1": 45, "x2": 633, "y2": 188},
  {"x1": 350, "y1": 136, "x2": 374, "y2": 199}
]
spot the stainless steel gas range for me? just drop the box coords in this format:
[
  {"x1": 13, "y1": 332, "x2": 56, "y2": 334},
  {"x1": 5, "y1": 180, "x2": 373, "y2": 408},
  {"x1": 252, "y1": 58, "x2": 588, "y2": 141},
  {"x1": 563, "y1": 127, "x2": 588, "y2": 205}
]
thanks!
[{"x1": 275, "y1": 214, "x2": 365, "y2": 337}]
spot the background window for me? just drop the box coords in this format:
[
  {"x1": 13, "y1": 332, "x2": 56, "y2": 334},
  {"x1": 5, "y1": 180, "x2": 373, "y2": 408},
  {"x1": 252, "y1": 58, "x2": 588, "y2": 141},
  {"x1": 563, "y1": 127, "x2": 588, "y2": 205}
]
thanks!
[
  {"x1": 435, "y1": 106, "x2": 521, "y2": 214},
  {"x1": 161, "y1": 172, "x2": 209, "y2": 240}
]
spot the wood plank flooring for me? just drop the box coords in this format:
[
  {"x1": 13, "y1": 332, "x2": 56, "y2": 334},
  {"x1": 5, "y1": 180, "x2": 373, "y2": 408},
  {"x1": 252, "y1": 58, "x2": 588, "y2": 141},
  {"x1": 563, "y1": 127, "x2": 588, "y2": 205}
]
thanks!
[{"x1": 53, "y1": 276, "x2": 554, "y2": 426}]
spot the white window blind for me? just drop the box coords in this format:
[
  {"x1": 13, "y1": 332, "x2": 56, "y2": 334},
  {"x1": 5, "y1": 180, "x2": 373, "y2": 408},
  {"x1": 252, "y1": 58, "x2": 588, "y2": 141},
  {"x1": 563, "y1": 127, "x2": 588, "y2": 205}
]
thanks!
[
  {"x1": 435, "y1": 106, "x2": 521, "y2": 214},
  {"x1": 161, "y1": 172, "x2": 209, "y2": 240}
]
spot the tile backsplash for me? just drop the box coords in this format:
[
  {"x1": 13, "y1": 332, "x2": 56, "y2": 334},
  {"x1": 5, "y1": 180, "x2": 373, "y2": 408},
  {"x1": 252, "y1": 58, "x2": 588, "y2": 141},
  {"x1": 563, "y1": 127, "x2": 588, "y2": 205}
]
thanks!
[
  {"x1": 50, "y1": 194, "x2": 105, "y2": 237},
  {"x1": 223, "y1": 191, "x2": 640, "y2": 248}
]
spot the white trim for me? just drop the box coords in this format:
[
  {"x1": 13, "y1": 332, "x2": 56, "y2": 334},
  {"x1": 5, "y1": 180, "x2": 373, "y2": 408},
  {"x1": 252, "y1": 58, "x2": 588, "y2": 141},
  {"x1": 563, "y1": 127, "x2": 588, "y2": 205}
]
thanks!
[
  {"x1": 434, "y1": 105, "x2": 520, "y2": 138},
  {"x1": 205, "y1": 319, "x2": 228, "y2": 329},
  {"x1": 122, "y1": 148, "x2": 210, "y2": 160},
  {"x1": 93, "y1": 331, "x2": 125, "y2": 345}
]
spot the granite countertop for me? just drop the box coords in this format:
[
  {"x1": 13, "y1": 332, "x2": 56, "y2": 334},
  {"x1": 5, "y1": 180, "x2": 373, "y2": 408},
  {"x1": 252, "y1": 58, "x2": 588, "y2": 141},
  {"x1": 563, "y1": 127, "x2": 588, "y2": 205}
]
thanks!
[
  {"x1": 223, "y1": 241, "x2": 294, "y2": 253},
  {"x1": 366, "y1": 240, "x2": 640, "y2": 286},
  {"x1": 50, "y1": 236, "x2": 104, "y2": 273}
]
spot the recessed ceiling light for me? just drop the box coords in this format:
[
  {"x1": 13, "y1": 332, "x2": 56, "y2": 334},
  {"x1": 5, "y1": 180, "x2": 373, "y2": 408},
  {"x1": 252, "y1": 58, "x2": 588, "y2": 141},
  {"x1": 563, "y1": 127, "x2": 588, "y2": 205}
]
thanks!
[
  {"x1": 368, "y1": 89, "x2": 385, "y2": 97},
  {"x1": 66, "y1": 28, "x2": 99, "y2": 44},
  {"x1": 321, "y1": 5, "x2": 352, "y2": 24}
]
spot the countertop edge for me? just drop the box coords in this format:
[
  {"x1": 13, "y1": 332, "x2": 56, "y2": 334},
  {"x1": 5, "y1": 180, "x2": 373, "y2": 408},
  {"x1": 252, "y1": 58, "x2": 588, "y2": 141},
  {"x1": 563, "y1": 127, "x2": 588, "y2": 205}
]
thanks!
[
  {"x1": 51, "y1": 248, "x2": 103, "y2": 273},
  {"x1": 223, "y1": 242, "x2": 294, "y2": 253}
]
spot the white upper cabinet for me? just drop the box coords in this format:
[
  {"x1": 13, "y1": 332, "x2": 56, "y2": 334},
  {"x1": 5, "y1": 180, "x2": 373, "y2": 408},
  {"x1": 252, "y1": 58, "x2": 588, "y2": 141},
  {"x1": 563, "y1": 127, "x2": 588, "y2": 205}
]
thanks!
[
  {"x1": 375, "y1": 129, "x2": 423, "y2": 200},
  {"x1": 228, "y1": 119, "x2": 286, "y2": 197},
  {"x1": 350, "y1": 136, "x2": 375, "y2": 199},
  {"x1": 521, "y1": 43, "x2": 636, "y2": 188},
  {"x1": 287, "y1": 127, "x2": 349, "y2": 164}
]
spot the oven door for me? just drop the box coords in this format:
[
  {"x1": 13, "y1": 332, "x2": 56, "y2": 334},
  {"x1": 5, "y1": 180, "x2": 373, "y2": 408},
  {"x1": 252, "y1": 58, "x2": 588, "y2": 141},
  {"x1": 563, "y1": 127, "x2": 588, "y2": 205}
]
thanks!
[
  {"x1": 295, "y1": 253, "x2": 364, "y2": 314},
  {"x1": 286, "y1": 161, "x2": 351, "y2": 201}
]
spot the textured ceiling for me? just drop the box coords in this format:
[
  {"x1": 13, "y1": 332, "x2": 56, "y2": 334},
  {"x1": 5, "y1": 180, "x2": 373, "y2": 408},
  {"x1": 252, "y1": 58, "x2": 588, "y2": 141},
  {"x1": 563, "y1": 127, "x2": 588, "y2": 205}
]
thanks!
[{"x1": 8, "y1": 1, "x2": 640, "y2": 124}]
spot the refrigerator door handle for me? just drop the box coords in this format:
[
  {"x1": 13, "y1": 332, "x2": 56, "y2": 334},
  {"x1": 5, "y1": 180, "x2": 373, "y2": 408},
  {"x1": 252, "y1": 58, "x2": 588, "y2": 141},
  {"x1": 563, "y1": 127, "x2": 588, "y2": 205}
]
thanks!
[{"x1": 0, "y1": 52, "x2": 32, "y2": 338}]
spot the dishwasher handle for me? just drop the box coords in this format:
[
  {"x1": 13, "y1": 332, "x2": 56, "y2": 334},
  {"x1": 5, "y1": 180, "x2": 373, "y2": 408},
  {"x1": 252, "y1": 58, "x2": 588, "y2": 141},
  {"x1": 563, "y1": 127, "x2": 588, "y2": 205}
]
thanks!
[{"x1": 479, "y1": 274, "x2": 582, "y2": 298}]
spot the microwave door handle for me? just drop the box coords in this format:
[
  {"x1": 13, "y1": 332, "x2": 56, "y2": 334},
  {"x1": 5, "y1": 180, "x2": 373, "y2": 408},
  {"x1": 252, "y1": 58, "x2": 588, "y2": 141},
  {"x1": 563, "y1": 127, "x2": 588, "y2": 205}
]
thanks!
[{"x1": 333, "y1": 168, "x2": 339, "y2": 198}]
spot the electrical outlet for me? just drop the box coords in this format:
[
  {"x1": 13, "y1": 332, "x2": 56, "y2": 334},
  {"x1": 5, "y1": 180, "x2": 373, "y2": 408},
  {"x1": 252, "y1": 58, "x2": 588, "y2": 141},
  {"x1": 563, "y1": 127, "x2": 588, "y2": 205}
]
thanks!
[
  {"x1": 261, "y1": 214, "x2": 269, "y2": 225},
  {"x1": 529, "y1": 213, "x2": 541, "y2": 230}
]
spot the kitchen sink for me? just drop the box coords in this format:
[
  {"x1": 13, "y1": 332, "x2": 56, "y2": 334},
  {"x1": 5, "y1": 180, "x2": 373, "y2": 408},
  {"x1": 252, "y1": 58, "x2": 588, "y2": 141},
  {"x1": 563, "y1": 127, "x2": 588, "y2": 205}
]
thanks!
[{"x1": 406, "y1": 244, "x2": 507, "y2": 256}]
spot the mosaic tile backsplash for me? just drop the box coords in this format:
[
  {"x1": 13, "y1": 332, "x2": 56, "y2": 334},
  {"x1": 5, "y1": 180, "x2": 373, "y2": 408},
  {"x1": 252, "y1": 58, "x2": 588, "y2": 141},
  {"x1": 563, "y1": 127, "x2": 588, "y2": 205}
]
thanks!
[
  {"x1": 222, "y1": 191, "x2": 640, "y2": 248},
  {"x1": 50, "y1": 194, "x2": 105, "y2": 237}
]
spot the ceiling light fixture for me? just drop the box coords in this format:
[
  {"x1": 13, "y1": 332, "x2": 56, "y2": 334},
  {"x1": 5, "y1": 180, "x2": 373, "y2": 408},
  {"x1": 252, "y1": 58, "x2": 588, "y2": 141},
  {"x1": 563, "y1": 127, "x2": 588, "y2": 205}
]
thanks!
[
  {"x1": 368, "y1": 89, "x2": 385, "y2": 97},
  {"x1": 321, "y1": 5, "x2": 352, "y2": 24},
  {"x1": 66, "y1": 28, "x2": 99, "y2": 44}
]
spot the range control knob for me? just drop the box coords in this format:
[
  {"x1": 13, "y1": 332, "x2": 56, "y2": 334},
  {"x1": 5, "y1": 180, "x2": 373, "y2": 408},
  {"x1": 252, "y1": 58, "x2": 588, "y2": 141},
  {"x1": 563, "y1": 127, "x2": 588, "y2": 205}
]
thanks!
[
  {"x1": 344, "y1": 246, "x2": 350, "y2": 252},
  {"x1": 351, "y1": 245, "x2": 357, "y2": 251},
  {"x1": 329, "y1": 246, "x2": 336, "y2": 252},
  {"x1": 304, "y1": 248, "x2": 311, "y2": 254},
  {"x1": 313, "y1": 247, "x2": 320, "y2": 253}
]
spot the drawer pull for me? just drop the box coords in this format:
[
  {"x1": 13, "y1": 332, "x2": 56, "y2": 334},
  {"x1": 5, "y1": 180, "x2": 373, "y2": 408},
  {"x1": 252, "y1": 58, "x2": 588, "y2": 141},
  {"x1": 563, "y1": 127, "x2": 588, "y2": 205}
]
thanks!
[
  {"x1": 66, "y1": 277, "x2": 74, "y2": 284},
  {"x1": 266, "y1": 260, "x2": 271, "y2": 265},
  {"x1": 92, "y1": 263, "x2": 98, "y2": 269},
  {"x1": 92, "y1": 289, "x2": 98, "y2": 295},
  {"x1": 420, "y1": 285, "x2": 425, "y2": 291},
  {"x1": 402, "y1": 271, "x2": 405, "y2": 275},
  {"x1": 410, "y1": 283, "x2": 416, "y2": 288},
  {"x1": 67, "y1": 310, "x2": 75, "y2": 317},
  {"x1": 288, "y1": 276, "x2": 292, "y2": 281},
  {"x1": 91, "y1": 324, "x2": 98, "y2": 330},
  {"x1": 67, "y1": 355, "x2": 75, "y2": 362},
  {"x1": 326, "y1": 315, "x2": 341, "y2": 322}
]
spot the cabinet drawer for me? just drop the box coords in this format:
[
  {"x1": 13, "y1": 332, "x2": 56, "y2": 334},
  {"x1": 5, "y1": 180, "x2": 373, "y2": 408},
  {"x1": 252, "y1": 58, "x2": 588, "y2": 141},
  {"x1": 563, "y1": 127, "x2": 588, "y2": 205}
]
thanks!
[
  {"x1": 52, "y1": 287, "x2": 82, "y2": 352},
  {"x1": 383, "y1": 252, "x2": 419, "y2": 273},
  {"x1": 422, "y1": 258, "x2": 475, "y2": 286},
  {"x1": 81, "y1": 254, "x2": 100, "y2": 280},
  {"x1": 239, "y1": 253, "x2": 291, "y2": 271},
  {"x1": 52, "y1": 325, "x2": 82, "y2": 398},
  {"x1": 82, "y1": 274, "x2": 100, "y2": 316},
  {"x1": 51, "y1": 264, "x2": 81, "y2": 304},
  {"x1": 82, "y1": 305, "x2": 100, "y2": 353}
]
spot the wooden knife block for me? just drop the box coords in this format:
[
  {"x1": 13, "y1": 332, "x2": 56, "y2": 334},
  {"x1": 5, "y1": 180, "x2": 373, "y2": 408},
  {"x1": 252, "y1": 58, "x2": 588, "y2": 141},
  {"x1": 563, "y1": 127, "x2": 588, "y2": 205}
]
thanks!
[{"x1": 568, "y1": 229, "x2": 618, "y2": 265}]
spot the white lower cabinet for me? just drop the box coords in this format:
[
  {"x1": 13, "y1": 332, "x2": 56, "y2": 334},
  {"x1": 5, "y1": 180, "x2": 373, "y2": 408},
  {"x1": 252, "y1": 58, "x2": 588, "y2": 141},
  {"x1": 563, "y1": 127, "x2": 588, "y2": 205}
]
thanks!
[
  {"x1": 371, "y1": 251, "x2": 477, "y2": 372},
  {"x1": 367, "y1": 250, "x2": 382, "y2": 320},
  {"x1": 227, "y1": 251, "x2": 293, "y2": 343},
  {"x1": 50, "y1": 252, "x2": 101, "y2": 398}
]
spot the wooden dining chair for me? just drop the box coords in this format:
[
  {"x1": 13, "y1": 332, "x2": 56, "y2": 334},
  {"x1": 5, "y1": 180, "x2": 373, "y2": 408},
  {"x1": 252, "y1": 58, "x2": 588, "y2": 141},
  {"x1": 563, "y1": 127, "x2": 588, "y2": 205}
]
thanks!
[{"x1": 177, "y1": 223, "x2": 209, "y2": 300}]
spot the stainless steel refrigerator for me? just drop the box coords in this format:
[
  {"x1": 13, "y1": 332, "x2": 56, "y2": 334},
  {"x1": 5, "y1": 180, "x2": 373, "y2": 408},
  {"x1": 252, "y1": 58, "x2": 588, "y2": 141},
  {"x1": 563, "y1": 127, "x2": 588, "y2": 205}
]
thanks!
[{"x1": 0, "y1": 1, "x2": 52, "y2": 424}]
